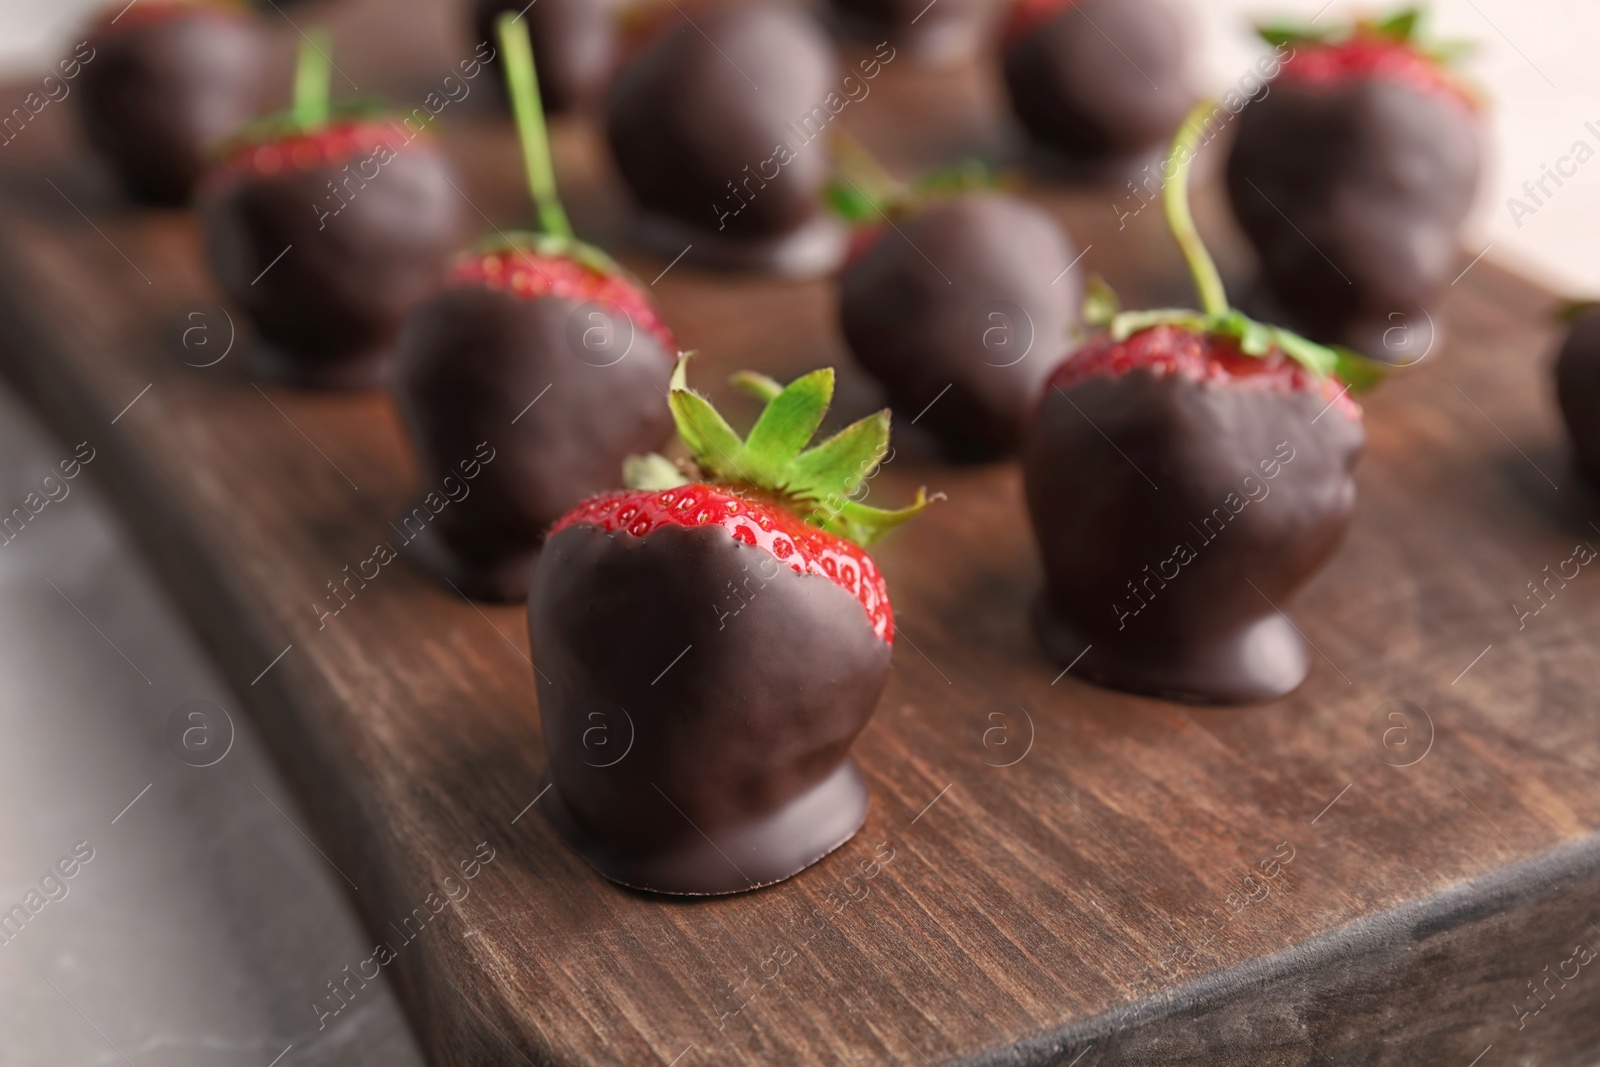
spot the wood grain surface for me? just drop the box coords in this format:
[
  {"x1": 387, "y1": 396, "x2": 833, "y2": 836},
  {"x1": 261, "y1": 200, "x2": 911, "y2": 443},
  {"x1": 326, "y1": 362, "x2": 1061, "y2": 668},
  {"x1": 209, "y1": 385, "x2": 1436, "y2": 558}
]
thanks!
[{"x1": 2, "y1": 2, "x2": 1600, "y2": 1063}]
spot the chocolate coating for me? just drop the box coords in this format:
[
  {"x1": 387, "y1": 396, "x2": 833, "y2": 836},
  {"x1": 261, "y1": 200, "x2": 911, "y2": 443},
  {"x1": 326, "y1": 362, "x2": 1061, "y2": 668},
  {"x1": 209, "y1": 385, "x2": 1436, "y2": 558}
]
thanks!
[
  {"x1": 471, "y1": 0, "x2": 618, "y2": 113},
  {"x1": 1555, "y1": 307, "x2": 1600, "y2": 485},
  {"x1": 1023, "y1": 369, "x2": 1364, "y2": 704},
  {"x1": 530, "y1": 523, "x2": 891, "y2": 894},
  {"x1": 605, "y1": 4, "x2": 847, "y2": 275},
  {"x1": 1227, "y1": 77, "x2": 1481, "y2": 363},
  {"x1": 1002, "y1": 0, "x2": 1194, "y2": 172},
  {"x1": 199, "y1": 140, "x2": 465, "y2": 389},
  {"x1": 394, "y1": 283, "x2": 675, "y2": 601},
  {"x1": 839, "y1": 192, "x2": 1081, "y2": 461},
  {"x1": 828, "y1": 0, "x2": 989, "y2": 65},
  {"x1": 77, "y1": 6, "x2": 268, "y2": 205}
]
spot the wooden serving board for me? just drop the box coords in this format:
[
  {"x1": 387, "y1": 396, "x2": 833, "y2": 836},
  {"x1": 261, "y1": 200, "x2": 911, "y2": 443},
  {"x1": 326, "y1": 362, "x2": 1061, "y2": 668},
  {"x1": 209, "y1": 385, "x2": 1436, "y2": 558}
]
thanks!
[{"x1": 4, "y1": 3, "x2": 1600, "y2": 1063}]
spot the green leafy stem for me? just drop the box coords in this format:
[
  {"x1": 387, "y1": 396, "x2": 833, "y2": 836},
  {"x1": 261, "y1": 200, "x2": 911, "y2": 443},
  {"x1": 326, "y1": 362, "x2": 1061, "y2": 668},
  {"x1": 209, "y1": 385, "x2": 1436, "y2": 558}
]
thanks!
[
  {"x1": 496, "y1": 11, "x2": 573, "y2": 240},
  {"x1": 220, "y1": 30, "x2": 390, "y2": 150},
  {"x1": 625, "y1": 355, "x2": 934, "y2": 547},
  {"x1": 1088, "y1": 99, "x2": 1388, "y2": 392},
  {"x1": 291, "y1": 28, "x2": 333, "y2": 131},
  {"x1": 823, "y1": 128, "x2": 997, "y2": 225}
]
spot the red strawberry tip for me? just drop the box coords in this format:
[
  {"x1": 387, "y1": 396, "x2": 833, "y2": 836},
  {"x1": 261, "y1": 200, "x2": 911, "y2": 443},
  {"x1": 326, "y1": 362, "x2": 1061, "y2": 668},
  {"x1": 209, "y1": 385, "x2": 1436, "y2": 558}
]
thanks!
[
  {"x1": 448, "y1": 231, "x2": 678, "y2": 354},
  {"x1": 1259, "y1": 6, "x2": 1480, "y2": 107},
  {"x1": 1051, "y1": 322, "x2": 1363, "y2": 420},
  {"x1": 551, "y1": 484, "x2": 897, "y2": 643},
  {"x1": 206, "y1": 115, "x2": 414, "y2": 182},
  {"x1": 92, "y1": 0, "x2": 251, "y2": 32},
  {"x1": 1001, "y1": 0, "x2": 1084, "y2": 47}
]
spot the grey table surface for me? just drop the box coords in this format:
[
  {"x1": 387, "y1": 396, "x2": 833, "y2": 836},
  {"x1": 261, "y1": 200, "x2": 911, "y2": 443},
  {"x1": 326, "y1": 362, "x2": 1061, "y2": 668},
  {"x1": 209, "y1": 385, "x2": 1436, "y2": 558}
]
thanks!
[{"x1": 0, "y1": 381, "x2": 425, "y2": 1066}]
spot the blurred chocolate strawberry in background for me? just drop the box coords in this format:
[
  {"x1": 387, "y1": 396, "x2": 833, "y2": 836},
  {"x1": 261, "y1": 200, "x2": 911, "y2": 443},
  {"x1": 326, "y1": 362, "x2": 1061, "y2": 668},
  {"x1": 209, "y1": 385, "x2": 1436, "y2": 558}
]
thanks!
[
  {"x1": 1001, "y1": 0, "x2": 1195, "y2": 177},
  {"x1": 198, "y1": 31, "x2": 465, "y2": 389},
  {"x1": 395, "y1": 13, "x2": 676, "y2": 601},
  {"x1": 1554, "y1": 302, "x2": 1600, "y2": 486},
  {"x1": 606, "y1": 3, "x2": 848, "y2": 275},
  {"x1": 78, "y1": 0, "x2": 269, "y2": 205},
  {"x1": 1226, "y1": 6, "x2": 1483, "y2": 365},
  {"x1": 832, "y1": 142, "x2": 1082, "y2": 461}
]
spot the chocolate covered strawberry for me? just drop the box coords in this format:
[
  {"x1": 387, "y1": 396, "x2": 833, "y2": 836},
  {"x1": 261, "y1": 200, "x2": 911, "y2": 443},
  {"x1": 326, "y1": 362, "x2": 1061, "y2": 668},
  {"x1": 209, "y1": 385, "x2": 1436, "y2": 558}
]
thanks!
[
  {"x1": 1025, "y1": 104, "x2": 1372, "y2": 704},
  {"x1": 1002, "y1": 0, "x2": 1195, "y2": 175},
  {"x1": 1226, "y1": 7, "x2": 1482, "y2": 363},
  {"x1": 605, "y1": 3, "x2": 848, "y2": 275},
  {"x1": 199, "y1": 32, "x2": 464, "y2": 389},
  {"x1": 1555, "y1": 303, "x2": 1600, "y2": 485},
  {"x1": 471, "y1": 0, "x2": 617, "y2": 113},
  {"x1": 78, "y1": 0, "x2": 268, "y2": 204},
  {"x1": 827, "y1": 0, "x2": 987, "y2": 66},
  {"x1": 396, "y1": 14, "x2": 675, "y2": 600},
  {"x1": 531, "y1": 357, "x2": 930, "y2": 894},
  {"x1": 834, "y1": 152, "x2": 1081, "y2": 460}
]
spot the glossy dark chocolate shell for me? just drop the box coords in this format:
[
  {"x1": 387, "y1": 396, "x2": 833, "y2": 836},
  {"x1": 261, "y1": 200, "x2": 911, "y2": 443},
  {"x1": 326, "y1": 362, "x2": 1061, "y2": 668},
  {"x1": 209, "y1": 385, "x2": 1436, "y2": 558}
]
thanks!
[
  {"x1": 839, "y1": 192, "x2": 1081, "y2": 460},
  {"x1": 1023, "y1": 366, "x2": 1364, "y2": 704},
  {"x1": 1227, "y1": 77, "x2": 1481, "y2": 363},
  {"x1": 394, "y1": 282, "x2": 675, "y2": 601},
  {"x1": 605, "y1": 3, "x2": 847, "y2": 275},
  {"x1": 471, "y1": 0, "x2": 617, "y2": 113},
  {"x1": 199, "y1": 140, "x2": 465, "y2": 389},
  {"x1": 1555, "y1": 306, "x2": 1600, "y2": 485},
  {"x1": 1002, "y1": 0, "x2": 1194, "y2": 171},
  {"x1": 530, "y1": 522, "x2": 891, "y2": 894},
  {"x1": 77, "y1": 7, "x2": 268, "y2": 205}
]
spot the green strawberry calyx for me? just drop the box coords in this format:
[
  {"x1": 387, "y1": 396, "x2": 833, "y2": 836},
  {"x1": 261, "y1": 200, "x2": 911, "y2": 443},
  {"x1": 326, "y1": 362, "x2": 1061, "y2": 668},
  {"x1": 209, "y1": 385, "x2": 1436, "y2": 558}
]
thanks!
[
  {"x1": 1256, "y1": 5, "x2": 1475, "y2": 68},
  {"x1": 1093, "y1": 100, "x2": 1390, "y2": 391},
  {"x1": 623, "y1": 355, "x2": 935, "y2": 548},
  {"x1": 823, "y1": 128, "x2": 998, "y2": 225},
  {"x1": 471, "y1": 229, "x2": 623, "y2": 278}
]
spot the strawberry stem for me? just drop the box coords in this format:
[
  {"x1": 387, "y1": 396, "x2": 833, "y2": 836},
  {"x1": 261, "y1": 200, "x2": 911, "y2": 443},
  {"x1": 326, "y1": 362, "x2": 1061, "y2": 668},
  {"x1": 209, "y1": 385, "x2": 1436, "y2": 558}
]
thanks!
[
  {"x1": 1164, "y1": 101, "x2": 1229, "y2": 319},
  {"x1": 497, "y1": 12, "x2": 573, "y2": 241},
  {"x1": 824, "y1": 130, "x2": 997, "y2": 225},
  {"x1": 646, "y1": 354, "x2": 933, "y2": 547},
  {"x1": 1082, "y1": 98, "x2": 1394, "y2": 390},
  {"x1": 291, "y1": 28, "x2": 333, "y2": 132},
  {"x1": 824, "y1": 129, "x2": 906, "y2": 225},
  {"x1": 836, "y1": 129, "x2": 905, "y2": 204}
]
